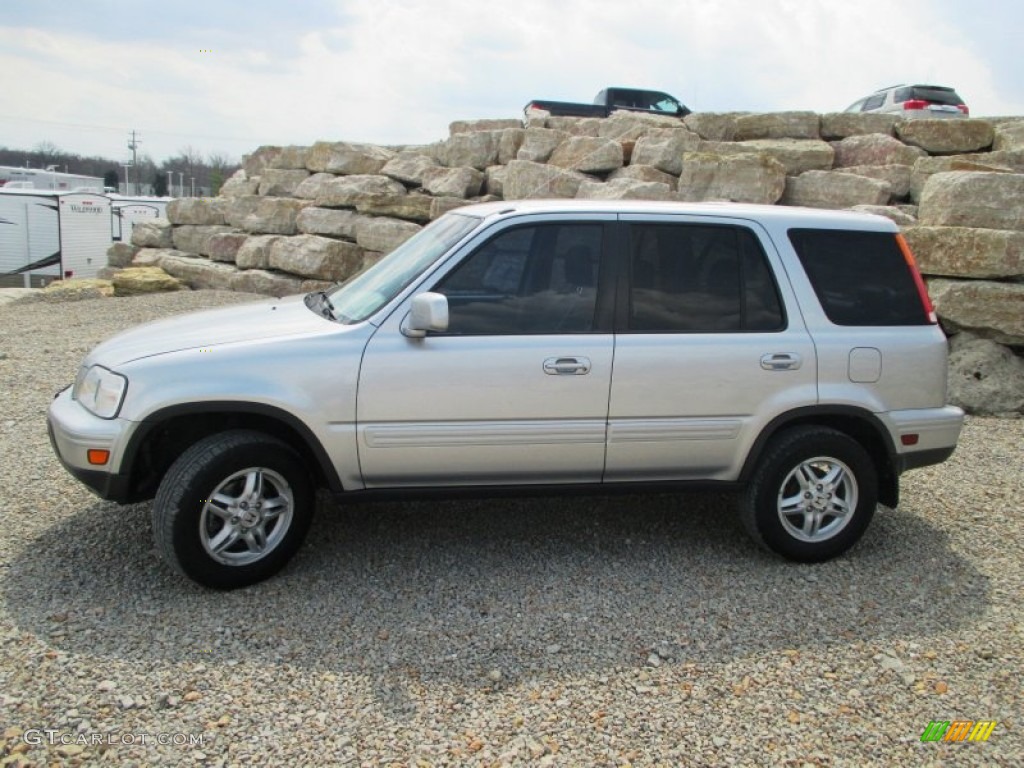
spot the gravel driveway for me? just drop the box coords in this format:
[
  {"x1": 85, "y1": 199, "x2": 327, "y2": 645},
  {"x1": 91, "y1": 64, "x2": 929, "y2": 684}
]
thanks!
[{"x1": 1, "y1": 290, "x2": 1020, "y2": 766}]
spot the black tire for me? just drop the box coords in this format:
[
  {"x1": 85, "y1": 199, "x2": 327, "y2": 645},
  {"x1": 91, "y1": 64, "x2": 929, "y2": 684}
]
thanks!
[
  {"x1": 740, "y1": 426, "x2": 877, "y2": 562},
  {"x1": 152, "y1": 430, "x2": 313, "y2": 589}
]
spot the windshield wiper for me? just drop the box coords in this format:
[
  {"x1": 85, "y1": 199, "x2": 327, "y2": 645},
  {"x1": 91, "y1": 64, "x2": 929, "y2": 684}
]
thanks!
[{"x1": 303, "y1": 291, "x2": 337, "y2": 321}]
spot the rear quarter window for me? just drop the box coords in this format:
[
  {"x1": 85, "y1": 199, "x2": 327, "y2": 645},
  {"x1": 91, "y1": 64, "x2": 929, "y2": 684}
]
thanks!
[{"x1": 788, "y1": 228, "x2": 930, "y2": 326}]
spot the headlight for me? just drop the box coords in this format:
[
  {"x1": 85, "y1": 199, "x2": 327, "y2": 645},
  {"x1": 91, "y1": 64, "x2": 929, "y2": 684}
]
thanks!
[{"x1": 73, "y1": 365, "x2": 128, "y2": 419}]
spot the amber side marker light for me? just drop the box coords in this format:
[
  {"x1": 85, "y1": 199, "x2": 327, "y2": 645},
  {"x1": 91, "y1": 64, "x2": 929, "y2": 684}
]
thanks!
[
  {"x1": 895, "y1": 234, "x2": 938, "y2": 324},
  {"x1": 87, "y1": 449, "x2": 110, "y2": 466}
]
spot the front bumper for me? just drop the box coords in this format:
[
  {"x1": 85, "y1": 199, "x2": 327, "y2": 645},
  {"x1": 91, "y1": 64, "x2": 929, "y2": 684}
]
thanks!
[{"x1": 47, "y1": 387, "x2": 135, "y2": 503}]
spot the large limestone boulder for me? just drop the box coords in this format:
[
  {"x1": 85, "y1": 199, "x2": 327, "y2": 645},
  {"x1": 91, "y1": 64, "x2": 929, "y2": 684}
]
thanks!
[
  {"x1": 929, "y1": 278, "x2": 1024, "y2": 345},
  {"x1": 421, "y1": 167, "x2": 485, "y2": 198},
  {"x1": 683, "y1": 112, "x2": 745, "y2": 141},
  {"x1": 159, "y1": 254, "x2": 239, "y2": 291},
  {"x1": 548, "y1": 136, "x2": 624, "y2": 173},
  {"x1": 166, "y1": 197, "x2": 227, "y2": 226},
  {"x1": 630, "y1": 130, "x2": 701, "y2": 175},
  {"x1": 918, "y1": 172, "x2": 1024, "y2": 231},
  {"x1": 895, "y1": 119, "x2": 994, "y2": 154},
  {"x1": 449, "y1": 118, "x2": 523, "y2": 134},
  {"x1": 224, "y1": 196, "x2": 311, "y2": 235},
  {"x1": 306, "y1": 141, "x2": 395, "y2": 175},
  {"x1": 380, "y1": 152, "x2": 440, "y2": 187},
  {"x1": 296, "y1": 207, "x2": 362, "y2": 238},
  {"x1": 947, "y1": 331, "x2": 1024, "y2": 415},
  {"x1": 107, "y1": 241, "x2": 138, "y2": 268},
  {"x1": 608, "y1": 164, "x2": 679, "y2": 190},
  {"x1": 268, "y1": 235, "x2": 364, "y2": 282},
  {"x1": 207, "y1": 232, "x2": 249, "y2": 263},
  {"x1": 111, "y1": 266, "x2": 184, "y2": 296},
  {"x1": 733, "y1": 112, "x2": 820, "y2": 140},
  {"x1": 847, "y1": 205, "x2": 917, "y2": 227},
  {"x1": 356, "y1": 193, "x2": 434, "y2": 222},
  {"x1": 833, "y1": 164, "x2": 912, "y2": 199},
  {"x1": 819, "y1": 112, "x2": 899, "y2": 139},
  {"x1": 171, "y1": 224, "x2": 236, "y2": 257},
  {"x1": 677, "y1": 152, "x2": 786, "y2": 204},
  {"x1": 243, "y1": 145, "x2": 286, "y2": 176},
  {"x1": 484, "y1": 165, "x2": 507, "y2": 197},
  {"x1": 832, "y1": 134, "x2": 926, "y2": 168},
  {"x1": 993, "y1": 121, "x2": 1024, "y2": 151},
  {"x1": 130, "y1": 219, "x2": 173, "y2": 248},
  {"x1": 440, "y1": 131, "x2": 500, "y2": 170},
  {"x1": 516, "y1": 128, "x2": 569, "y2": 163},
  {"x1": 576, "y1": 178, "x2": 673, "y2": 201},
  {"x1": 264, "y1": 145, "x2": 310, "y2": 170},
  {"x1": 230, "y1": 268, "x2": 305, "y2": 297},
  {"x1": 296, "y1": 174, "x2": 407, "y2": 209},
  {"x1": 904, "y1": 226, "x2": 1024, "y2": 279},
  {"x1": 42, "y1": 279, "x2": 114, "y2": 301},
  {"x1": 235, "y1": 235, "x2": 284, "y2": 270},
  {"x1": 132, "y1": 247, "x2": 191, "y2": 268},
  {"x1": 354, "y1": 217, "x2": 422, "y2": 253},
  {"x1": 909, "y1": 156, "x2": 1014, "y2": 203},
  {"x1": 220, "y1": 169, "x2": 260, "y2": 197},
  {"x1": 702, "y1": 139, "x2": 834, "y2": 175},
  {"x1": 497, "y1": 129, "x2": 526, "y2": 164},
  {"x1": 597, "y1": 112, "x2": 687, "y2": 142},
  {"x1": 545, "y1": 116, "x2": 603, "y2": 136},
  {"x1": 503, "y1": 159, "x2": 591, "y2": 200},
  {"x1": 781, "y1": 170, "x2": 890, "y2": 209},
  {"x1": 257, "y1": 169, "x2": 311, "y2": 197}
]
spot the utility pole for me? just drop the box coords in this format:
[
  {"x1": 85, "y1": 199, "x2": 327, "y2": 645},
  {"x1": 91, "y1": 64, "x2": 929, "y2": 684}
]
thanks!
[{"x1": 127, "y1": 130, "x2": 141, "y2": 195}]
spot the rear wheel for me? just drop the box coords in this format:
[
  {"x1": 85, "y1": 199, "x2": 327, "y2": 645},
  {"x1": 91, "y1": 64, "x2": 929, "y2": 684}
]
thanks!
[
  {"x1": 741, "y1": 427, "x2": 877, "y2": 562},
  {"x1": 152, "y1": 430, "x2": 313, "y2": 589}
]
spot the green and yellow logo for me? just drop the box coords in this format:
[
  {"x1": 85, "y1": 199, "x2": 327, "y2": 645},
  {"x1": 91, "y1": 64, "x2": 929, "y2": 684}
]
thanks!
[{"x1": 920, "y1": 720, "x2": 997, "y2": 742}]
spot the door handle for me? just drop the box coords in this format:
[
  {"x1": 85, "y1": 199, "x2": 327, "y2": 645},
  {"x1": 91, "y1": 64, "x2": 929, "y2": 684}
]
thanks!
[
  {"x1": 543, "y1": 356, "x2": 592, "y2": 375},
  {"x1": 760, "y1": 352, "x2": 802, "y2": 371}
]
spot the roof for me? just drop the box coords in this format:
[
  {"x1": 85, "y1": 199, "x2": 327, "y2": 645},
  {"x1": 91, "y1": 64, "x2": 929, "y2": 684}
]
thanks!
[{"x1": 450, "y1": 199, "x2": 899, "y2": 231}]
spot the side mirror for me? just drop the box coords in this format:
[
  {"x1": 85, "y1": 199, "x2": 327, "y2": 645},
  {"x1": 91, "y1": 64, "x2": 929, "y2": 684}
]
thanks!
[{"x1": 401, "y1": 292, "x2": 449, "y2": 338}]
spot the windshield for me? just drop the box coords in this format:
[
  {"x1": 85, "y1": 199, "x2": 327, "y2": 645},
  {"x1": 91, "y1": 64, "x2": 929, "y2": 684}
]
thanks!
[{"x1": 325, "y1": 212, "x2": 480, "y2": 323}]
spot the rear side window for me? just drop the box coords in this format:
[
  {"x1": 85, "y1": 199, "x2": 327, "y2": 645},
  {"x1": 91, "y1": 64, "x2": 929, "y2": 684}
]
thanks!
[
  {"x1": 788, "y1": 229, "x2": 930, "y2": 326},
  {"x1": 627, "y1": 224, "x2": 785, "y2": 333}
]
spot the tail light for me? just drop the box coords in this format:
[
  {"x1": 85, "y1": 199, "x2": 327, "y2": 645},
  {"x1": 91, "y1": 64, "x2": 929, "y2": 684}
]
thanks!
[
  {"x1": 895, "y1": 234, "x2": 937, "y2": 324},
  {"x1": 902, "y1": 99, "x2": 930, "y2": 110},
  {"x1": 956, "y1": 104, "x2": 969, "y2": 115}
]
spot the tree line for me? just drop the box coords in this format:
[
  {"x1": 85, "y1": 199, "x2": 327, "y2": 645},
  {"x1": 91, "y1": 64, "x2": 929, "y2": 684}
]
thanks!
[{"x1": 0, "y1": 142, "x2": 241, "y2": 196}]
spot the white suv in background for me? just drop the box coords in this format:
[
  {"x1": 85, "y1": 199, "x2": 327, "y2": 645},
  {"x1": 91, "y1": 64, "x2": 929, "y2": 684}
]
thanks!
[
  {"x1": 845, "y1": 84, "x2": 969, "y2": 118},
  {"x1": 48, "y1": 201, "x2": 965, "y2": 589}
]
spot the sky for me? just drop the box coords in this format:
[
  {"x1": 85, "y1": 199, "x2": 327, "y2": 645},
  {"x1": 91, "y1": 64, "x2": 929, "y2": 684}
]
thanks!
[{"x1": 1, "y1": 0, "x2": 1022, "y2": 167}]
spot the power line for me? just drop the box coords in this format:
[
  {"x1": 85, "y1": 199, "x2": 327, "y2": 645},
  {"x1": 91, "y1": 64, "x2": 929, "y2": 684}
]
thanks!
[{"x1": 0, "y1": 114, "x2": 265, "y2": 145}]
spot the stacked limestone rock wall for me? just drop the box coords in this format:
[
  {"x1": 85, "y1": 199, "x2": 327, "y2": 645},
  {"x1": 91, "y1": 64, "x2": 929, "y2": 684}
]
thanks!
[{"x1": 109, "y1": 109, "x2": 1024, "y2": 414}]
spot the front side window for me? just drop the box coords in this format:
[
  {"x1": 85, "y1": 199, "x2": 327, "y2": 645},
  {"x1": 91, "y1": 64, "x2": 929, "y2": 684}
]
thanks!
[
  {"x1": 434, "y1": 223, "x2": 603, "y2": 334},
  {"x1": 627, "y1": 224, "x2": 785, "y2": 333}
]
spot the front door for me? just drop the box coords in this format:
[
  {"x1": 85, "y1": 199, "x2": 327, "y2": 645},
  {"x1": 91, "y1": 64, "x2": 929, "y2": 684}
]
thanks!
[{"x1": 357, "y1": 218, "x2": 615, "y2": 488}]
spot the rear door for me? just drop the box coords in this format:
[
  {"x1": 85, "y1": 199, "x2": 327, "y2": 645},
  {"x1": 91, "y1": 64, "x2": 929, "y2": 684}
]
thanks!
[{"x1": 604, "y1": 215, "x2": 817, "y2": 482}]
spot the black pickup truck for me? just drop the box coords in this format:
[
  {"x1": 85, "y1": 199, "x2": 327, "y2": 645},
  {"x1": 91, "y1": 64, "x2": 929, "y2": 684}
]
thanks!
[{"x1": 524, "y1": 87, "x2": 691, "y2": 120}]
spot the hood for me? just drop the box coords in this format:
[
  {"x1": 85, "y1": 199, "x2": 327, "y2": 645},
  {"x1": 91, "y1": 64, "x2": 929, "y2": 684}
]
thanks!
[{"x1": 87, "y1": 294, "x2": 335, "y2": 366}]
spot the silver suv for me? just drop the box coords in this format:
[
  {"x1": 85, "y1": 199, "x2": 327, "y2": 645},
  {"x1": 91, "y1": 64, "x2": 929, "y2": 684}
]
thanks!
[
  {"x1": 844, "y1": 84, "x2": 969, "y2": 118},
  {"x1": 48, "y1": 201, "x2": 964, "y2": 588}
]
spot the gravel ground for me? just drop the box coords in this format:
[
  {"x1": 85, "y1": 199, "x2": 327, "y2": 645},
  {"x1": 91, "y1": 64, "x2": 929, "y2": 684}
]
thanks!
[{"x1": 0, "y1": 289, "x2": 1021, "y2": 767}]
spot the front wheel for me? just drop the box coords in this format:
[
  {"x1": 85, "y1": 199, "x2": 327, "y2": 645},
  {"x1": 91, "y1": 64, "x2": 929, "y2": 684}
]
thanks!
[
  {"x1": 740, "y1": 427, "x2": 877, "y2": 562},
  {"x1": 152, "y1": 430, "x2": 314, "y2": 589}
]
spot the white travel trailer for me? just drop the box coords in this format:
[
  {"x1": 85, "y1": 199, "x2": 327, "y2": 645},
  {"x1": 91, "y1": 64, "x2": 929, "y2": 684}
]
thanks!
[
  {"x1": 108, "y1": 195, "x2": 170, "y2": 245},
  {"x1": 0, "y1": 165, "x2": 104, "y2": 192},
  {"x1": 0, "y1": 189, "x2": 113, "y2": 287}
]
